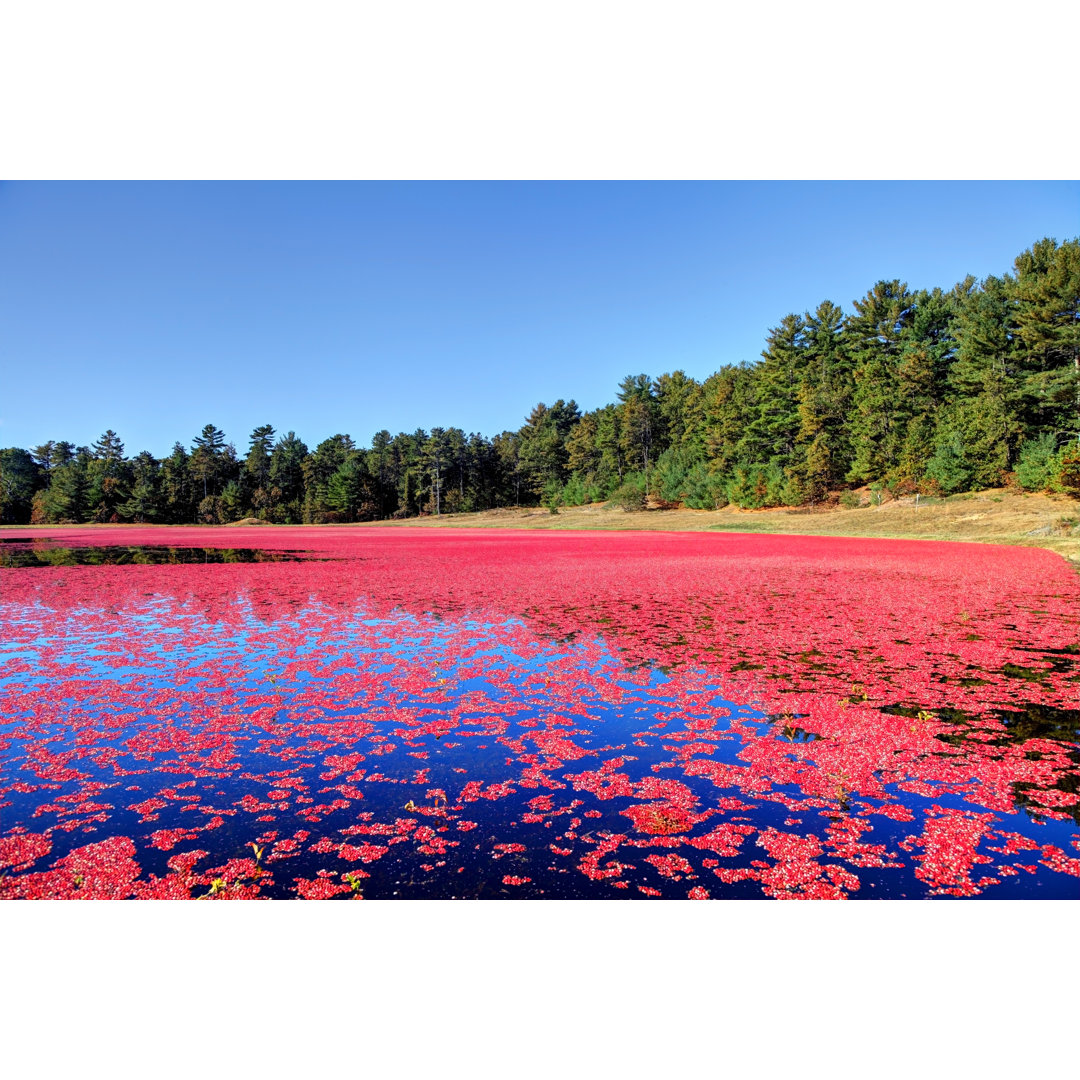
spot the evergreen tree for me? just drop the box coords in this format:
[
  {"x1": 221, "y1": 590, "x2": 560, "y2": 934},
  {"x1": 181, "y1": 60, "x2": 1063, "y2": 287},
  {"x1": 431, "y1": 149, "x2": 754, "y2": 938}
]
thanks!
[
  {"x1": 161, "y1": 443, "x2": 196, "y2": 522},
  {"x1": 422, "y1": 428, "x2": 450, "y2": 515},
  {"x1": 304, "y1": 434, "x2": 356, "y2": 522},
  {"x1": 702, "y1": 365, "x2": 757, "y2": 478},
  {"x1": 519, "y1": 400, "x2": 580, "y2": 497},
  {"x1": 785, "y1": 300, "x2": 851, "y2": 495},
  {"x1": 1014, "y1": 432, "x2": 1062, "y2": 491},
  {"x1": 460, "y1": 432, "x2": 488, "y2": 510},
  {"x1": 30, "y1": 441, "x2": 58, "y2": 477},
  {"x1": 444, "y1": 427, "x2": 469, "y2": 512},
  {"x1": 948, "y1": 275, "x2": 1023, "y2": 483},
  {"x1": 845, "y1": 280, "x2": 915, "y2": 484},
  {"x1": 269, "y1": 431, "x2": 309, "y2": 523},
  {"x1": 88, "y1": 429, "x2": 130, "y2": 522},
  {"x1": 45, "y1": 460, "x2": 90, "y2": 523},
  {"x1": 122, "y1": 451, "x2": 162, "y2": 522},
  {"x1": 367, "y1": 429, "x2": 395, "y2": 517},
  {"x1": 492, "y1": 430, "x2": 525, "y2": 506},
  {"x1": 326, "y1": 456, "x2": 375, "y2": 521},
  {"x1": 565, "y1": 412, "x2": 604, "y2": 497},
  {"x1": 0, "y1": 448, "x2": 38, "y2": 524},
  {"x1": 615, "y1": 376, "x2": 658, "y2": 482},
  {"x1": 742, "y1": 314, "x2": 805, "y2": 468},
  {"x1": 924, "y1": 429, "x2": 971, "y2": 494},
  {"x1": 594, "y1": 405, "x2": 625, "y2": 490},
  {"x1": 244, "y1": 424, "x2": 276, "y2": 518},
  {"x1": 191, "y1": 424, "x2": 228, "y2": 499},
  {"x1": 653, "y1": 370, "x2": 705, "y2": 455},
  {"x1": 1011, "y1": 238, "x2": 1080, "y2": 437}
]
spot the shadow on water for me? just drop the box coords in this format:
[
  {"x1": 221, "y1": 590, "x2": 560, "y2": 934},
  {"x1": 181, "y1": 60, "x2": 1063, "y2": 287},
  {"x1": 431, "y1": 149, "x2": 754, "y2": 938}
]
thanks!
[
  {"x1": 881, "y1": 701, "x2": 1080, "y2": 824},
  {"x1": 0, "y1": 545, "x2": 320, "y2": 568},
  {"x1": 880, "y1": 701, "x2": 1080, "y2": 746}
]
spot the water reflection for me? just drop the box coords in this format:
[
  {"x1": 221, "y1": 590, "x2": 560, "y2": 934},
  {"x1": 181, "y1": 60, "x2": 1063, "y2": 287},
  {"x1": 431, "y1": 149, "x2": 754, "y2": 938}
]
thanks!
[
  {"x1": 1, "y1": 532, "x2": 1078, "y2": 900},
  {"x1": 0, "y1": 544, "x2": 316, "y2": 568}
]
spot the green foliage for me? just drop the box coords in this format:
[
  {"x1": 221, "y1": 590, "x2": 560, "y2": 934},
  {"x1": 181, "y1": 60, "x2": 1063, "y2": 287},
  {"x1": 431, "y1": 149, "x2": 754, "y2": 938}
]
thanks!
[
  {"x1": 325, "y1": 456, "x2": 376, "y2": 522},
  {"x1": 609, "y1": 471, "x2": 647, "y2": 511},
  {"x1": 542, "y1": 478, "x2": 562, "y2": 514},
  {"x1": 269, "y1": 432, "x2": 308, "y2": 523},
  {"x1": 161, "y1": 443, "x2": 196, "y2": 523},
  {"x1": 121, "y1": 451, "x2": 161, "y2": 523},
  {"x1": 726, "y1": 461, "x2": 786, "y2": 509},
  {"x1": 560, "y1": 472, "x2": 606, "y2": 507},
  {"x1": 742, "y1": 314, "x2": 805, "y2": 469},
  {"x1": 779, "y1": 472, "x2": 805, "y2": 507},
  {"x1": 924, "y1": 430, "x2": 971, "y2": 495},
  {"x1": 198, "y1": 495, "x2": 226, "y2": 524},
  {"x1": 653, "y1": 371, "x2": 705, "y2": 455},
  {"x1": 650, "y1": 446, "x2": 693, "y2": 505},
  {"x1": 44, "y1": 461, "x2": 90, "y2": 523},
  {"x1": 616, "y1": 376, "x2": 659, "y2": 479},
  {"x1": 838, "y1": 490, "x2": 861, "y2": 509},
  {"x1": 519, "y1": 400, "x2": 580, "y2": 498},
  {"x1": 1014, "y1": 432, "x2": 1062, "y2": 492},
  {"x1": 191, "y1": 424, "x2": 228, "y2": 500},
  {"x1": 221, "y1": 480, "x2": 245, "y2": 521},
  {"x1": 1054, "y1": 442, "x2": 1080, "y2": 497},
  {"x1": 681, "y1": 462, "x2": 727, "y2": 509},
  {"x1": 0, "y1": 448, "x2": 38, "y2": 524}
]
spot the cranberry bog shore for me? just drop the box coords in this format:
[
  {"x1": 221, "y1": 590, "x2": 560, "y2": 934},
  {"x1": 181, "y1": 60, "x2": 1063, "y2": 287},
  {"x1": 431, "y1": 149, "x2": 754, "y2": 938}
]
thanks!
[{"x1": 1, "y1": 526, "x2": 1077, "y2": 900}]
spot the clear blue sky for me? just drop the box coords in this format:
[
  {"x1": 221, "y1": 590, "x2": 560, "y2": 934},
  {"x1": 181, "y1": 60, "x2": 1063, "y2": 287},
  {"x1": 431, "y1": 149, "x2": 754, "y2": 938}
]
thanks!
[{"x1": 2, "y1": 181, "x2": 1077, "y2": 458}]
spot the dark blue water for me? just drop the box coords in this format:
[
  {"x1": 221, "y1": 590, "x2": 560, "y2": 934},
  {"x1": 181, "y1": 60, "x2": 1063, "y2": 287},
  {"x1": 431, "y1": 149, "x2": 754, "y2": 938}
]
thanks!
[{"x1": 1, "y1": 598, "x2": 1077, "y2": 899}]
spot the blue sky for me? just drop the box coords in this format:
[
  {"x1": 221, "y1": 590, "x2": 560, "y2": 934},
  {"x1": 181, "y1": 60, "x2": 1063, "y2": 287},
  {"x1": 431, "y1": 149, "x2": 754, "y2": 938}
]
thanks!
[{"x1": 2, "y1": 181, "x2": 1077, "y2": 458}]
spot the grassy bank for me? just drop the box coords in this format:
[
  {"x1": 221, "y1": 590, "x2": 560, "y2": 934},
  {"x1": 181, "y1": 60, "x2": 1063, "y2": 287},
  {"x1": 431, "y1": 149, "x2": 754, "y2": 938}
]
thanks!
[{"x1": 349, "y1": 488, "x2": 1080, "y2": 563}]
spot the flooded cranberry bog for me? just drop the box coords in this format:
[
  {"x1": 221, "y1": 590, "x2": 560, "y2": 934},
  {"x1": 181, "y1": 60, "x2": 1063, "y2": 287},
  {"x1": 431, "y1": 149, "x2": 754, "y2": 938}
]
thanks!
[{"x1": 1, "y1": 526, "x2": 1078, "y2": 900}]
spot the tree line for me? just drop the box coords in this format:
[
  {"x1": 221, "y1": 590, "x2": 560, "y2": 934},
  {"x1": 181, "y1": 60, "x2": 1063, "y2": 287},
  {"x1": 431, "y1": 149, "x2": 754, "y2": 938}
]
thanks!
[{"x1": 2, "y1": 236, "x2": 1078, "y2": 526}]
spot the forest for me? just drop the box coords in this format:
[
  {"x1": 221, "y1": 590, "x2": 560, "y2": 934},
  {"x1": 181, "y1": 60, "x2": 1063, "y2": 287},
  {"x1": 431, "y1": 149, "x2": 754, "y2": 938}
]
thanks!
[{"x1": 2, "y1": 236, "x2": 1078, "y2": 526}]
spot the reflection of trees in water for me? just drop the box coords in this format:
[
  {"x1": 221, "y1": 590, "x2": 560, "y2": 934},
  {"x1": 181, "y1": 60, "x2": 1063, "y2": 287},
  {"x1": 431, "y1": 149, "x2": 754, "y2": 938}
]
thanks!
[
  {"x1": 1012, "y1": 773, "x2": 1080, "y2": 827},
  {"x1": 881, "y1": 701, "x2": 1080, "y2": 825},
  {"x1": 882, "y1": 701, "x2": 1080, "y2": 748},
  {"x1": 0, "y1": 545, "x2": 315, "y2": 568}
]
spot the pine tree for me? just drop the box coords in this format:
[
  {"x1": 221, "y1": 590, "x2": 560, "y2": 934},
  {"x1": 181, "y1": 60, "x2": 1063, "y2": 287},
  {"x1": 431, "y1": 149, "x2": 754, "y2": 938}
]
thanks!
[
  {"x1": 245, "y1": 424, "x2": 276, "y2": 518},
  {"x1": 845, "y1": 280, "x2": 915, "y2": 483},
  {"x1": 702, "y1": 364, "x2": 757, "y2": 478},
  {"x1": 304, "y1": 434, "x2": 355, "y2": 522},
  {"x1": 654, "y1": 371, "x2": 705, "y2": 455},
  {"x1": 88, "y1": 429, "x2": 130, "y2": 521},
  {"x1": 595, "y1": 405, "x2": 625, "y2": 490},
  {"x1": 122, "y1": 451, "x2": 162, "y2": 523},
  {"x1": 615, "y1": 376, "x2": 659, "y2": 482},
  {"x1": 948, "y1": 275, "x2": 1023, "y2": 482},
  {"x1": 268, "y1": 431, "x2": 309, "y2": 523},
  {"x1": 743, "y1": 314, "x2": 806, "y2": 468},
  {"x1": 422, "y1": 428, "x2": 450, "y2": 515},
  {"x1": 161, "y1": 443, "x2": 196, "y2": 522},
  {"x1": 519, "y1": 400, "x2": 580, "y2": 497},
  {"x1": 45, "y1": 461, "x2": 90, "y2": 523},
  {"x1": 191, "y1": 424, "x2": 227, "y2": 499},
  {"x1": 326, "y1": 456, "x2": 375, "y2": 521},
  {"x1": 367, "y1": 430, "x2": 394, "y2": 517},
  {"x1": 1011, "y1": 238, "x2": 1080, "y2": 438},
  {"x1": 924, "y1": 429, "x2": 971, "y2": 494},
  {"x1": 444, "y1": 427, "x2": 469, "y2": 512},
  {"x1": 0, "y1": 448, "x2": 38, "y2": 524},
  {"x1": 30, "y1": 441, "x2": 57, "y2": 477}
]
